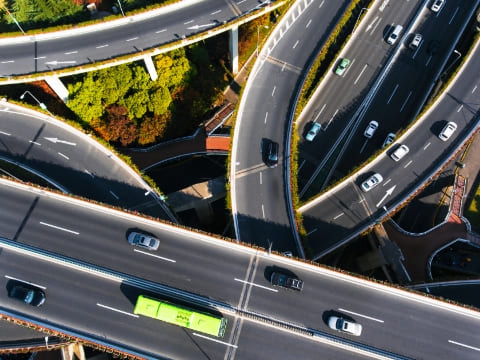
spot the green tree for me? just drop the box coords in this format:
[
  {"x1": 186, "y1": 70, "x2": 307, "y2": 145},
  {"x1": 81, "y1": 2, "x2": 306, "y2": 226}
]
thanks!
[
  {"x1": 148, "y1": 85, "x2": 171, "y2": 115},
  {"x1": 67, "y1": 75, "x2": 104, "y2": 123}
]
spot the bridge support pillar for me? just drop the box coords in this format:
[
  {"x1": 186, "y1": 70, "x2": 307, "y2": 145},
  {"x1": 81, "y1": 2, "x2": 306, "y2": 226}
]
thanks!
[
  {"x1": 229, "y1": 26, "x2": 239, "y2": 75},
  {"x1": 143, "y1": 55, "x2": 158, "y2": 81},
  {"x1": 61, "y1": 342, "x2": 86, "y2": 360},
  {"x1": 45, "y1": 76, "x2": 69, "y2": 103}
]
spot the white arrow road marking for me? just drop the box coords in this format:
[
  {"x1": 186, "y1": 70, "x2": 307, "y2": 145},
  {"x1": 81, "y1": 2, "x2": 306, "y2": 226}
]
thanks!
[
  {"x1": 376, "y1": 185, "x2": 396, "y2": 208},
  {"x1": 44, "y1": 137, "x2": 76, "y2": 146}
]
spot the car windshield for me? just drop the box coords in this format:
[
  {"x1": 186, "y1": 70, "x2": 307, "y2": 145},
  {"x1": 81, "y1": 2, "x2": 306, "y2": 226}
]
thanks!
[{"x1": 24, "y1": 290, "x2": 34, "y2": 304}]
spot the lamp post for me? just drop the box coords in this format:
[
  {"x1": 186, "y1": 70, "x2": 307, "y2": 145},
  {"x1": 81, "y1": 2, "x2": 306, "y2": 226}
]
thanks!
[
  {"x1": 117, "y1": 0, "x2": 125, "y2": 17},
  {"x1": 256, "y1": 25, "x2": 269, "y2": 57},
  {"x1": 20, "y1": 90, "x2": 51, "y2": 115},
  {"x1": 1, "y1": 4, "x2": 25, "y2": 35},
  {"x1": 353, "y1": 7, "x2": 368, "y2": 33},
  {"x1": 441, "y1": 49, "x2": 461, "y2": 78}
]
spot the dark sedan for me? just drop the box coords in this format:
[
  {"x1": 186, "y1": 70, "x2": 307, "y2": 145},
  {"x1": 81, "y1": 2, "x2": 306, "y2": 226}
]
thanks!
[{"x1": 8, "y1": 283, "x2": 46, "y2": 307}]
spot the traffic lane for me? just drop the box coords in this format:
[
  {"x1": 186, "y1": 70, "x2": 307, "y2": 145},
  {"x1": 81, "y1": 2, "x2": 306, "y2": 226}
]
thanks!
[
  {"x1": 0, "y1": 108, "x2": 169, "y2": 218},
  {"x1": 234, "y1": 61, "x2": 295, "y2": 170},
  {"x1": 234, "y1": 165, "x2": 294, "y2": 251},
  {"x1": 0, "y1": 247, "x2": 233, "y2": 359},
  {"x1": 235, "y1": 320, "x2": 371, "y2": 360},
  {"x1": 247, "y1": 257, "x2": 480, "y2": 359},
  {"x1": 268, "y1": 0, "x2": 351, "y2": 69},
  {"x1": 302, "y1": 182, "x2": 376, "y2": 254},
  {"x1": 0, "y1": 0, "x2": 261, "y2": 75},
  {"x1": 296, "y1": 0, "x2": 420, "y2": 133},
  {"x1": 0, "y1": 184, "x2": 251, "y2": 305}
]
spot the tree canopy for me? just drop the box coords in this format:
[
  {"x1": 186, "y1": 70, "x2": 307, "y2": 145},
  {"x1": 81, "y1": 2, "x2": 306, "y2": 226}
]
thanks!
[{"x1": 67, "y1": 48, "x2": 196, "y2": 146}]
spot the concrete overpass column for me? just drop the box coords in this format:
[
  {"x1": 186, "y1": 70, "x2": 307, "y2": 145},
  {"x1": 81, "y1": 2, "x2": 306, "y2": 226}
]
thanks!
[
  {"x1": 45, "y1": 76, "x2": 69, "y2": 103},
  {"x1": 229, "y1": 26, "x2": 239, "y2": 75},
  {"x1": 61, "y1": 342, "x2": 86, "y2": 360},
  {"x1": 143, "y1": 55, "x2": 158, "y2": 81}
]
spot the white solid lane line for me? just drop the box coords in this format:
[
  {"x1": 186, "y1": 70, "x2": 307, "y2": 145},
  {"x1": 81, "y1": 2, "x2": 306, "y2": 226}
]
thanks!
[
  {"x1": 338, "y1": 308, "x2": 384, "y2": 323},
  {"x1": 399, "y1": 91, "x2": 412, "y2": 112},
  {"x1": 354, "y1": 64, "x2": 368, "y2": 85},
  {"x1": 234, "y1": 278, "x2": 278, "y2": 292},
  {"x1": 40, "y1": 221, "x2": 79, "y2": 235},
  {"x1": 5, "y1": 275, "x2": 47, "y2": 290},
  {"x1": 333, "y1": 212, "x2": 344, "y2": 220},
  {"x1": 448, "y1": 7, "x2": 459, "y2": 25},
  {"x1": 387, "y1": 84, "x2": 399, "y2": 105},
  {"x1": 193, "y1": 333, "x2": 238, "y2": 347},
  {"x1": 133, "y1": 249, "x2": 176, "y2": 262},
  {"x1": 109, "y1": 190, "x2": 119, "y2": 200},
  {"x1": 97, "y1": 303, "x2": 139, "y2": 317},
  {"x1": 448, "y1": 340, "x2": 480, "y2": 352}
]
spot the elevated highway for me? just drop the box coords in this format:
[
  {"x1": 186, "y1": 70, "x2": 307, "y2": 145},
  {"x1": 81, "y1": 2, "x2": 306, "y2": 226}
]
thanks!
[{"x1": 0, "y1": 178, "x2": 479, "y2": 359}]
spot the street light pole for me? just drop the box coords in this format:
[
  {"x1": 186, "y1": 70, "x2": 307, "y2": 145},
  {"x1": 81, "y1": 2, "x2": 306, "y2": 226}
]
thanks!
[
  {"x1": 1, "y1": 5, "x2": 25, "y2": 35},
  {"x1": 353, "y1": 7, "x2": 368, "y2": 33},
  {"x1": 20, "y1": 90, "x2": 52, "y2": 115},
  {"x1": 256, "y1": 25, "x2": 269, "y2": 57},
  {"x1": 117, "y1": 0, "x2": 125, "y2": 17},
  {"x1": 441, "y1": 49, "x2": 462, "y2": 78}
]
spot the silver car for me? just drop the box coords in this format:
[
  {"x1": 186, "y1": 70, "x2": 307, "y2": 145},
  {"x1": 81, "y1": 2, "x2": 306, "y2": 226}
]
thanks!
[
  {"x1": 390, "y1": 145, "x2": 409, "y2": 162},
  {"x1": 128, "y1": 231, "x2": 160, "y2": 250},
  {"x1": 328, "y1": 316, "x2": 362, "y2": 336},
  {"x1": 363, "y1": 121, "x2": 378, "y2": 138}
]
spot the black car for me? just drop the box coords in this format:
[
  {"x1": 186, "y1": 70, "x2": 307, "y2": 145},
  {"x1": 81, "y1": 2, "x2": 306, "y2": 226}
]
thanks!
[
  {"x1": 270, "y1": 271, "x2": 303, "y2": 291},
  {"x1": 8, "y1": 283, "x2": 46, "y2": 307},
  {"x1": 264, "y1": 140, "x2": 279, "y2": 168}
]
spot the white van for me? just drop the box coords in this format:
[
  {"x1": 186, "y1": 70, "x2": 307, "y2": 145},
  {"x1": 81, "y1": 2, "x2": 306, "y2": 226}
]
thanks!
[{"x1": 387, "y1": 25, "x2": 403, "y2": 45}]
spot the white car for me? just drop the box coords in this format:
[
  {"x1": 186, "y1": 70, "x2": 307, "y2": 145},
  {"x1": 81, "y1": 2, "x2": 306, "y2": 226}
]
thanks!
[
  {"x1": 390, "y1": 145, "x2": 409, "y2": 162},
  {"x1": 438, "y1": 121, "x2": 457, "y2": 141},
  {"x1": 328, "y1": 316, "x2": 362, "y2": 336},
  {"x1": 382, "y1": 133, "x2": 396, "y2": 148},
  {"x1": 431, "y1": 0, "x2": 445, "y2": 13},
  {"x1": 305, "y1": 122, "x2": 321, "y2": 141},
  {"x1": 127, "y1": 231, "x2": 160, "y2": 250},
  {"x1": 409, "y1": 34, "x2": 423, "y2": 49},
  {"x1": 361, "y1": 173, "x2": 383, "y2": 192},
  {"x1": 364, "y1": 121, "x2": 378, "y2": 138}
]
